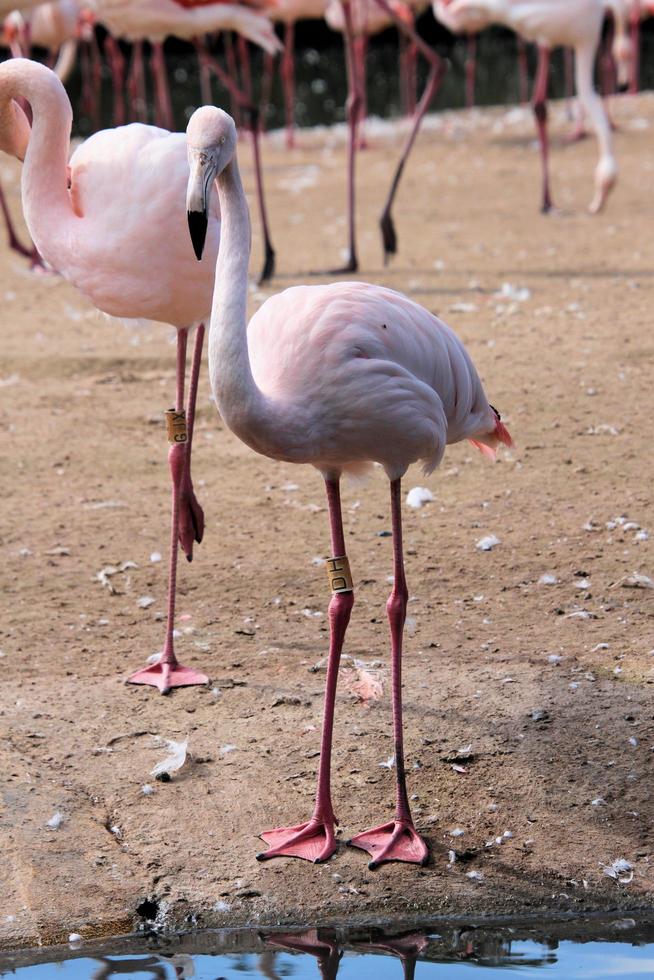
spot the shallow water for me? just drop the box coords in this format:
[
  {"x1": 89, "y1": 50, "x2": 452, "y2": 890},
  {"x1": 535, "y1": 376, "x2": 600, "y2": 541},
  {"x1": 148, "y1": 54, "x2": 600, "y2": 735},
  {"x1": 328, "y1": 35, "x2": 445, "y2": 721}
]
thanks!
[{"x1": 2, "y1": 921, "x2": 654, "y2": 980}]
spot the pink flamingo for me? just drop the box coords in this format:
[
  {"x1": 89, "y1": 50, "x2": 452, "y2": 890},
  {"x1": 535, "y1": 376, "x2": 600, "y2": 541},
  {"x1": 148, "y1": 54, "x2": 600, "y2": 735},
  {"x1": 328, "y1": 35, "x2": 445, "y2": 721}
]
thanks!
[
  {"x1": 260, "y1": 0, "x2": 327, "y2": 150},
  {"x1": 326, "y1": 0, "x2": 445, "y2": 272},
  {"x1": 0, "y1": 1, "x2": 86, "y2": 268},
  {"x1": 435, "y1": 0, "x2": 632, "y2": 214},
  {"x1": 87, "y1": 0, "x2": 281, "y2": 281},
  {"x1": 0, "y1": 58, "x2": 223, "y2": 693},
  {"x1": 185, "y1": 105, "x2": 513, "y2": 866}
]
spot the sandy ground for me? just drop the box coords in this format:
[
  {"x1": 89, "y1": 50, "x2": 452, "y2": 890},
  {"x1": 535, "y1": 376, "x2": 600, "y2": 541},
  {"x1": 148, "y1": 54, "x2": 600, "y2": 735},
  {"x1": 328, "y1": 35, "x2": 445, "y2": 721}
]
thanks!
[{"x1": 1, "y1": 94, "x2": 654, "y2": 950}]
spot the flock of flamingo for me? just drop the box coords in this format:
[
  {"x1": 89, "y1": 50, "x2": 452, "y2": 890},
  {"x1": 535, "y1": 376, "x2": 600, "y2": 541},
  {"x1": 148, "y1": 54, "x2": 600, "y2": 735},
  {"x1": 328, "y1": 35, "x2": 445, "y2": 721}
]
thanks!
[{"x1": 0, "y1": 0, "x2": 651, "y2": 869}]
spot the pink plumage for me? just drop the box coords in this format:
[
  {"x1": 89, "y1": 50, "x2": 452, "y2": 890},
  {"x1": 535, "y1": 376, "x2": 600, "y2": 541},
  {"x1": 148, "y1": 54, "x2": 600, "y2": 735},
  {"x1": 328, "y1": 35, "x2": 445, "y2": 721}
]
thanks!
[
  {"x1": 186, "y1": 106, "x2": 513, "y2": 869},
  {"x1": 245, "y1": 280, "x2": 509, "y2": 478},
  {"x1": 0, "y1": 58, "x2": 220, "y2": 693}
]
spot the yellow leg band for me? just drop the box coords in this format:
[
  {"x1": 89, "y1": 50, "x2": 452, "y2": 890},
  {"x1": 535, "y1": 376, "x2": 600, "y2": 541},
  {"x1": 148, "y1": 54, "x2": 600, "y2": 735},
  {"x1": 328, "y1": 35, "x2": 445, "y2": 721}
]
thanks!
[
  {"x1": 326, "y1": 555, "x2": 354, "y2": 594},
  {"x1": 166, "y1": 408, "x2": 188, "y2": 444}
]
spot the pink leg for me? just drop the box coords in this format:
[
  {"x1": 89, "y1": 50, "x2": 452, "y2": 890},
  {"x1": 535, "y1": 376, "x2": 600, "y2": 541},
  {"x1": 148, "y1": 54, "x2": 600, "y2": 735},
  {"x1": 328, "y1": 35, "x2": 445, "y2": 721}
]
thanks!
[
  {"x1": 126, "y1": 329, "x2": 209, "y2": 694},
  {"x1": 517, "y1": 36, "x2": 529, "y2": 105},
  {"x1": 261, "y1": 51, "x2": 274, "y2": 132},
  {"x1": 104, "y1": 35, "x2": 126, "y2": 127},
  {"x1": 151, "y1": 42, "x2": 174, "y2": 131},
  {"x1": 197, "y1": 38, "x2": 214, "y2": 105},
  {"x1": 178, "y1": 323, "x2": 205, "y2": 560},
  {"x1": 629, "y1": 13, "x2": 640, "y2": 95},
  {"x1": 532, "y1": 45, "x2": 553, "y2": 214},
  {"x1": 127, "y1": 41, "x2": 148, "y2": 123},
  {"x1": 465, "y1": 33, "x2": 476, "y2": 109},
  {"x1": 354, "y1": 33, "x2": 368, "y2": 150},
  {"x1": 0, "y1": 181, "x2": 33, "y2": 260},
  {"x1": 349, "y1": 478, "x2": 428, "y2": 870},
  {"x1": 196, "y1": 39, "x2": 275, "y2": 283},
  {"x1": 224, "y1": 32, "x2": 242, "y2": 126},
  {"x1": 328, "y1": 0, "x2": 361, "y2": 274},
  {"x1": 281, "y1": 21, "x2": 296, "y2": 150},
  {"x1": 256, "y1": 478, "x2": 353, "y2": 863},
  {"x1": 376, "y1": 0, "x2": 446, "y2": 262}
]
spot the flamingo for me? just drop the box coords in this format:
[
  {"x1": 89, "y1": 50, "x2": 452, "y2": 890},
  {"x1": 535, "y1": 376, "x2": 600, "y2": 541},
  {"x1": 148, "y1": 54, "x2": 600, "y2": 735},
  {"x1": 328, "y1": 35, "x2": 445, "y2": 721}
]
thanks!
[
  {"x1": 3, "y1": 0, "x2": 82, "y2": 77},
  {"x1": 87, "y1": 0, "x2": 281, "y2": 281},
  {"x1": 185, "y1": 104, "x2": 513, "y2": 866},
  {"x1": 0, "y1": 0, "x2": 87, "y2": 268},
  {"x1": 326, "y1": 0, "x2": 445, "y2": 272},
  {"x1": 260, "y1": 0, "x2": 327, "y2": 149},
  {"x1": 0, "y1": 58, "x2": 224, "y2": 692},
  {"x1": 434, "y1": 0, "x2": 632, "y2": 214}
]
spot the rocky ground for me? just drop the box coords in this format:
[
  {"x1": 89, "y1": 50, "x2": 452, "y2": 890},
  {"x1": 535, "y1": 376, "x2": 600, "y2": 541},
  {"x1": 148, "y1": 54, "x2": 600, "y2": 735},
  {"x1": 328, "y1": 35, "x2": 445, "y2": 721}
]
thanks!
[{"x1": 1, "y1": 94, "x2": 653, "y2": 950}]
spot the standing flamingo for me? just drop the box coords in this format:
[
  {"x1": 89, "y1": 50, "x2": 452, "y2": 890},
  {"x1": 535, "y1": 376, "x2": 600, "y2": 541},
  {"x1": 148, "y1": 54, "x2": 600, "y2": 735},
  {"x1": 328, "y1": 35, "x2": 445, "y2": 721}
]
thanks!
[
  {"x1": 325, "y1": 0, "x2": 445, "y2": 272},
  {"x1": 0, "y1": 58, "x2": 224, "y2": 693},
  {"x1": 87, "y1": 0, "x2": 281, "y2": 281},
  {"x1": 259, "y1": 0, "x2": 327, "y2": 150},
  {"x1": 0, "y1": 0, "x2": 86, "y2": 268},
  {"x1": 435, "y1": 0, "x2": 632, "y2": 214},
  {"x1": 185, "y1": 105, "x2": 513, "y2": 866}
]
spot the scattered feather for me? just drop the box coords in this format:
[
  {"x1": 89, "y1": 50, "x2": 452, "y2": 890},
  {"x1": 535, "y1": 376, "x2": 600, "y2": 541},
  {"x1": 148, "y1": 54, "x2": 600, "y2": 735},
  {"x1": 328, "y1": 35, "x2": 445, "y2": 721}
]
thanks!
[
  {"x1": 141, "y1": 784, "x2": 155, "y2": 796},
  {"x1": 150, "y1": 552, "x2": 162, "y2": 563},
  {"x1": 379, "y1": 755, "x2": 395, "y2": 770},
  {"x1": 466, "y1": 870, "x2": 484, "y2": 881},
  {"x1": 151, "y1": 737, "x2": 188, "y2": 777},
  {"x1": 539, "y1": 574, "x2": 558, "y2": 585},
  {"x1": 220, "y1": 744, "x2": 237, "y2": 755},
  {"x1": 406, "y1": 486, "x2": 435, "y2": 509},
  {"x1": 601, "y1": 859, "x2": 633, "y2": 884},
  {"x1": 342, "y1": 665, "x2": 384, "y2": 703},
  {"x1": 137, "y1": 596, "x2": 155, "y2": 609},
  {"x1": 620, "y1": 573, "x2": 654, "y2": 590},
  {"x1": 476, "y1": 534, "x2": 500, "y2": 551},
  {"x1": 494, "y1": 282, "x2": 530, "y2": 302},
  {"x1": 46, "y1": 812, "x2": 64, "y2": 830}
]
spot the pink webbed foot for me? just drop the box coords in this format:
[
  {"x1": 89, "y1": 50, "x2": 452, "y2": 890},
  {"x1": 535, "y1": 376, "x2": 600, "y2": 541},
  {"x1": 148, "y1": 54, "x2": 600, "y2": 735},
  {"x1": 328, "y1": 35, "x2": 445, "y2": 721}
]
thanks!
[
  {"x1": 348, "y1": 819, "x2": 428, "y2": 870},
  {"x1": 178, "y1": 479, "x2": 205, "y2": 561},
  {"x1": 126, "y1": 660, "x2": 209, "y2": 695},
  {"x1": 256, "y1": 817, "x2": 337, "y2": 864}
]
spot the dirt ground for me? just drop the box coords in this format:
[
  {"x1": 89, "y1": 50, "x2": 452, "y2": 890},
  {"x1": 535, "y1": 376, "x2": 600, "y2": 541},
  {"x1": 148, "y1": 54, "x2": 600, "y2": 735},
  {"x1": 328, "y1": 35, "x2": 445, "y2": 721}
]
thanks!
[{"x1": 1, "y1": 94, "x2": 654, "y2": 950}]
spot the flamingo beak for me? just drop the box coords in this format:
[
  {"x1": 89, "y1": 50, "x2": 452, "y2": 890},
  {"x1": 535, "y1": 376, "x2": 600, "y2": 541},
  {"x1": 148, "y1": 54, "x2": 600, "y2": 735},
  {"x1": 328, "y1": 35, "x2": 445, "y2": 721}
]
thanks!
[
  {"x1": 187, "y1": 210, "x2": 208, "y2": 262},
  {"x1": 186, "y1": 150, "x2": 214, "y2": 261}
]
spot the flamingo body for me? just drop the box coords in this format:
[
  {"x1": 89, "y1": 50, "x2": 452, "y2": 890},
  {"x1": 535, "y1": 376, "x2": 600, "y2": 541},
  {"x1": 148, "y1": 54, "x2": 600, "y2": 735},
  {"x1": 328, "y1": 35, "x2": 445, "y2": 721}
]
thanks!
[
  {"x1": 62, "y1": 125, "x2": 220, "y2": 327},
  {"x1": 87, "y1": 0, "x2": 281, "y2": 51},
  {"x1": 186, "y1": 106, "x2": 512, "y2": 865},
  {"x1": 245, "y1": 281, "x2": 501, "y2": 478},
  {"x1": 0, "y1": 58, "x2": 221, "y2": 691},
  {"x1": 435, "y1": 0, "x2": 628, "y2": 213}
]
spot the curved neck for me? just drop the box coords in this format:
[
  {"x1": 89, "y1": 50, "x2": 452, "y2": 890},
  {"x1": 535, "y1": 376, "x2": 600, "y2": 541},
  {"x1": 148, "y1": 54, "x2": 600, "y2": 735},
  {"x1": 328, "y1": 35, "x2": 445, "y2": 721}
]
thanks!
[
  {"x1": 0, "y1": 60, "x2": 73, "y2": 248},
  {"x1": 208, "y1": 158, "x2": 270, "y2": 449}
]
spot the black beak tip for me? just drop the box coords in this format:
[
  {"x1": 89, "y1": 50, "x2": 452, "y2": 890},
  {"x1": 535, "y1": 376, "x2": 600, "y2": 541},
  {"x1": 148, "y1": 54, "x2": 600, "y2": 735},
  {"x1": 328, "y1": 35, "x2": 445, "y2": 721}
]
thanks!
[{"x1": 187, "y1": 210, "x2": 208, "y2": 262}]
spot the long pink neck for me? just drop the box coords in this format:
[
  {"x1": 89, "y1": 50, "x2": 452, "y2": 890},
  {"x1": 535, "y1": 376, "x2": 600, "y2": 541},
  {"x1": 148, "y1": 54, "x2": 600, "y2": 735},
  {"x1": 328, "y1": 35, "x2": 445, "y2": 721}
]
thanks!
[
  {"x1": 0, "y1": 59, "x2": 73, "y2": 258},
  {"x1": 208, "y1": 157, "x2": 276, "y2": 456}
]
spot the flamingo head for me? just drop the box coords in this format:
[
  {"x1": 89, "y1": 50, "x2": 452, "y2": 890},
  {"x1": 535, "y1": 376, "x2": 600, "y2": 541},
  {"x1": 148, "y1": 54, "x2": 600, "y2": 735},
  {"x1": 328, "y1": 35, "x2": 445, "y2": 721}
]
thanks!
[{"x1": 186, "y1": 105, "x2": 237, "y2": 261}]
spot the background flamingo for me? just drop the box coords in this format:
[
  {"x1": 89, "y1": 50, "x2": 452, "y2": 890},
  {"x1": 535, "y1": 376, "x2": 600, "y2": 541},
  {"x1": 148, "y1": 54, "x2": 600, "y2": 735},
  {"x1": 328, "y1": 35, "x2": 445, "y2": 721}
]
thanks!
[
  {"x1": 87, "y1": 0, "x2": 281, "y2": 281},
  {"x1": 185, "y1": 104, "x2": 513, "y2": 867},
  {"x1": 323, "y1": 0, "x2": 445, "y2": 272},
  {"x1": 0, "y1": 57, "x2": 223, "y2": 692},
  {"x1": 0, "y1": 0, "x2": 91, "y2": 268},
  {"x1": 436, "y1": 0, "x2": 632, "y2": 214}
]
